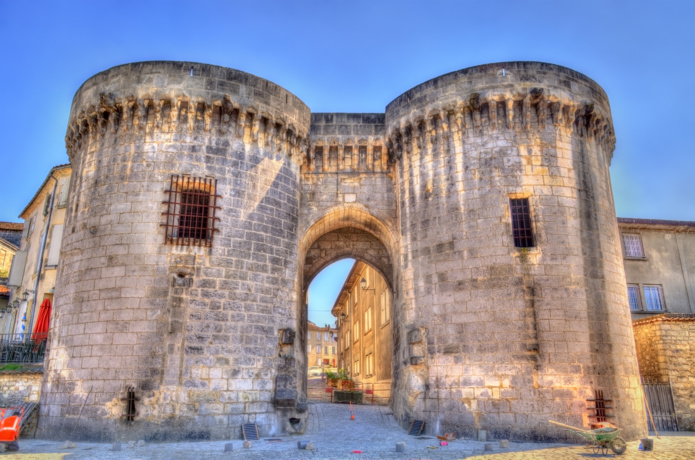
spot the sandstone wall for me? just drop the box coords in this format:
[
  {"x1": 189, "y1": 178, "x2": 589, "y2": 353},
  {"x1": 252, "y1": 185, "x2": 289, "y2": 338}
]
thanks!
[
  {"x1": 42, "y1": 60, "x2": 647, "y2": 443},
  {"x1": 40, "y1": 62, "x2": 310, "y2": 441},
  {"x1": 0, "y1": 370, "x2": 42, "y2": 406},
  {"x1": 385, "y1": 62, "x2": 645, "y2": 440},
  {"x1": 634, "y1": 314, "x2": 695, "y2": 430}
]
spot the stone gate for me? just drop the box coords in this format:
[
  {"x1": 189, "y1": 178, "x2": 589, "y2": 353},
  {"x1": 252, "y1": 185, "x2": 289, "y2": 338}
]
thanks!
[{"x1": 38, "y1": 61, "x2": 646, "y2": 442}]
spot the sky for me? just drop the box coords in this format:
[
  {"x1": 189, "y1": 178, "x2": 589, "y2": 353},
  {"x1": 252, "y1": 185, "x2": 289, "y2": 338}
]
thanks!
[{"x1": 1, "y1": 1, "x2": 693, "y2": 326}]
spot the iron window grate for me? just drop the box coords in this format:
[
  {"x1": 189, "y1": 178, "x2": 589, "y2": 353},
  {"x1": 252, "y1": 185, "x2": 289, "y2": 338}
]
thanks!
[
  {"x1": 162, "y1": 175, "x2": 221, "y2": 247},
  {"x1": 510, "y1": 198, "x2": 535, "y2": 248}
]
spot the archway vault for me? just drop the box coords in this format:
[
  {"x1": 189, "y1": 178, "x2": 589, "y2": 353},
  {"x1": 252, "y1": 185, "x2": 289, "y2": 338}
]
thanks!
[{"x1": 300, "y1": 205, "x2": 398, "y2": 291}]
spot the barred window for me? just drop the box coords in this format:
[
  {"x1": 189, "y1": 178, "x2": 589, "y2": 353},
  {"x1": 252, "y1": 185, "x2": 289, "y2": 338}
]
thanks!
[
  {"x1": 162, "y1": 175, "x2": 220, "y2": 247},
  {"x1": 510, "y1": 198, "x2": 535, "y2": 248},
  {"x1": 622, "y1": 234, "x2": 645, "y2": 258}
]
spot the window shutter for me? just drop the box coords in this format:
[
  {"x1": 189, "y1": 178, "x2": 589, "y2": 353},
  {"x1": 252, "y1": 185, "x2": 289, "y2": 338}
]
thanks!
[
  {"x1": 46, "y1": 224, "x2": 64, "y2": 266},
  {"x1": 58, "y1": 178, "x2": 71, "y2": 208},
  {"x1": 8, "y1": 250, "x2": 27, "y2": 287}
]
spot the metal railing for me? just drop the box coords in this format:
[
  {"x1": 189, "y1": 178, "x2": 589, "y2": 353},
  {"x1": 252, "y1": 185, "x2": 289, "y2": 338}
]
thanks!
[{"x1": 0, "y1": 333, "x2": 47, "y2": 364}]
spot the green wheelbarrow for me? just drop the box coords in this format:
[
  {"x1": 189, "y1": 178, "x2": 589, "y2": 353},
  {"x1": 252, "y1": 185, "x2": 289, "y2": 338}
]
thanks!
[{"x1": 549, "y1": 420, "x2": 627, "y2": 455}]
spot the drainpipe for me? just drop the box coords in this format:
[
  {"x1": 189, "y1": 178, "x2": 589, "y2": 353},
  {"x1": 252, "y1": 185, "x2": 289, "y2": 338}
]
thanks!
[
  {"x1": 26, "y1": 172, "x2": 58, "y2": 335},
  {"x1": 676, "y1": 233, "x2": 695, "y2": 313}
]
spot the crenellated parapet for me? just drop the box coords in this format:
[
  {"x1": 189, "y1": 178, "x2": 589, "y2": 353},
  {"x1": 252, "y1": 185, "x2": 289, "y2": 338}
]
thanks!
[
  {"x1": 385, "y1": 61, "x2": 617, "y2": 164},
  {"x1": 303, "y1": 113, "x2": 391, "y2": 174},
  {"x1": 65, "y1": 94, "x2": 309, "y2": 161},
  {"x1": 386, "y1": 92, "x2": 616, "y2": 164},
  {"x1": 64, "y1": 61, "x2": 311, "y2": 164}
]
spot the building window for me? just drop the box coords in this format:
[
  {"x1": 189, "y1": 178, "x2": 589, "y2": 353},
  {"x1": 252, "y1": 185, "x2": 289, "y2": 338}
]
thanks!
[
  {"x1": 354, "y1": 321, "x2": 360, "y2": 341},
  {"x1": 644, "y1": 285, "x2": 664, "y2": 311},
  {"x1": 346, "y1": 330, "x2": 350, "y2": 348},
  {"x1": 366, "y1": 353, "x2": 374, "y2": 377},
  {"x1": 316, "y1": 345, "x2": 321, "y2": 354},
  {"x1": 162, "y1": 175, "x2": 220, "y2": 247},
  {"x1": 510, "y1": 198, "x2": 534, "y2": 248},
  {"x1": 627, "y1": 285, "x2": 641, "y2": 311},
  {"x1": 622, "y1": 234, "x2": 645, "y2": 258},
  {"x1": 364, "y1": 307, "x2": 372, "y2": 333},
  {"x1": 380, "y1": 290, "x2": 390, "y2": 325},
  {"x1": 332, "y1": 346, "x2": 335, "y2": 354},
  {"x1": 307, "y1": 344, "x2": 311, "y2": 353},
  {"x1": 324, "y1": 332, "x2": 330, "y2": 341},
  {"x1": 354, "y1": 359, "x2": 360, "y2": 376}
]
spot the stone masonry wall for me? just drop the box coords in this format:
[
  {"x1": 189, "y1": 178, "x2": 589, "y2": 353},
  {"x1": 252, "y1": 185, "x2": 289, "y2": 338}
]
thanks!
[
  {"x1": 42, "y1": 60, "x2": 647, "y2": 443},
  {"x1": 40, "y1": 62, "x2": 310, "y2": 441},
  {"x1": 0, "y1": 370, "x2": 43, "y2": 406},
  {"x1": 386, "y1": 62, "x2": 645, "y2": 441},
  {"x1": 634, "y1": 314, "x2": 695, "y2": 430}
]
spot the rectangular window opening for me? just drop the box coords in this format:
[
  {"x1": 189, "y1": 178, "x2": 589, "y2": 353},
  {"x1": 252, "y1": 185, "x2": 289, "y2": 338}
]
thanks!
[
  {"x1": 622, "y1": 234, "x2": 645, "y2": 258},
  {"x1": 162, "y1": 175, "x2": 220, "y2": 247},
  {"x1": 510, "y1": 198, "x2": 535, "y2": 248},
  {"x1": 627, "y1": 285, "x2": 641, "y2": 311},
  {"x1": 644, "y1": 285, "x2": 664, "y2": 311}
]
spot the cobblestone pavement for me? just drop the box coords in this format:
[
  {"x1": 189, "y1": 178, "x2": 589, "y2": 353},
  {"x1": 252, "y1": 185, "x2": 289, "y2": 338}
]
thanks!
[{"x1": 2, "y1": 402, "x2": 694, "y2": 459}]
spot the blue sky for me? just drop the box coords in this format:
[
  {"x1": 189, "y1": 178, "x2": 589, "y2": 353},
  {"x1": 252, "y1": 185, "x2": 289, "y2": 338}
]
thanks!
[{"x1": 1, "y1": 1, "x2": 693, "y2": 326}]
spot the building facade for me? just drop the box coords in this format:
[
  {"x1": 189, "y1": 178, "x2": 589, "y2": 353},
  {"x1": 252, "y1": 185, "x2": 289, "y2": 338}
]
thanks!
[
  {"x1": 306, "y1": 321, "x2": 337, "y2": 368},
  {"x1": 332, "y1": 261, "x2": 392, "y2": 401},
  {"x1": 0, "y1": 236, "x2": 19, "y2": 326},
  {"x1": 618, "y1": 218, "x2": 695, "y2": 319},
  {"x1": 619, "y1": 218, "x2": 695, "y2": 432},
  {"x1": 4, "y1": 165, "x2": 70, "y2": 336},
  {"x1": 38, "y1": 61, "x2": 646, "y2": 442}
]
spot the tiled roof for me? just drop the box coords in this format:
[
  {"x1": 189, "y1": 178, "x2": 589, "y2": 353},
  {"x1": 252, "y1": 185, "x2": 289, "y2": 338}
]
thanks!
[
  {"x1": 633, "y1": 313, "x2": 695, "y2": 326},
  {"x1": 618, "y1": 217, "x2": 695, "y2": 232},
  {"x1": 0, "y1": 222, "x2": 23, "y2": 231}
]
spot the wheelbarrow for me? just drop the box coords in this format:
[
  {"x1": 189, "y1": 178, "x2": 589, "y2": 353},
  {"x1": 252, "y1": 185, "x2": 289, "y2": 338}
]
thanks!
[{"x1": 549, "y1": 420, "x2": 627, "y2": 455}]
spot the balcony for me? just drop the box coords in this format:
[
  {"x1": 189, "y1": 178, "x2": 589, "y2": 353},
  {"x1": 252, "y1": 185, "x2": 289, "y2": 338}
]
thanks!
[{"x1": 0, "y1": 333, "x2": 47, "y2": 364}]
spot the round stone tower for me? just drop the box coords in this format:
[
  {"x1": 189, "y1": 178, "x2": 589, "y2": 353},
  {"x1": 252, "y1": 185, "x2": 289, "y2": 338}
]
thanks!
[
  {"x1": 39, "y1": 62, "x2": 310, "y2": 440},
  {"x1": 385, "y1": 62, "x2": 645, "y2": 440}
]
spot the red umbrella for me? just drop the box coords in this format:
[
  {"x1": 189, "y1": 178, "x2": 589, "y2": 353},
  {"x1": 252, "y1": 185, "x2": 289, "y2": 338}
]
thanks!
[{"x1": 31, "y1": 298, "x2": 52, "y2": 342}]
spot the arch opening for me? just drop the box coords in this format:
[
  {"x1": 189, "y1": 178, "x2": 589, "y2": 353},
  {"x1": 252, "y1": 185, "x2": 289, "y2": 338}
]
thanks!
[
  {"x1": 304, "y1": 257, "x2": 394, "y2": 406},
  {"x1": 299, "y1": 212, "x2": 398, "y2": 407}
]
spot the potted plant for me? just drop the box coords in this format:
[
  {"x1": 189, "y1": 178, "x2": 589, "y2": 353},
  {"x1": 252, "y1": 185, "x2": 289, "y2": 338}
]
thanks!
[
  {"x1": 325, "y1": 369, "x2": 340, "y2": 388},
  {"x1": 332, "y1": 369, "x2": 363, "y2": 404}
]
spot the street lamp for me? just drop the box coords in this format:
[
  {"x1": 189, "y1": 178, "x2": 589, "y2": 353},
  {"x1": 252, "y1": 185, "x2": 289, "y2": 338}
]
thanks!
[
  {"x1": 22, "y1": 289, "x2": 34, "y2": 301},
  {"x1": 360, "y1": 278, "x2": 375, "y2": 292}
]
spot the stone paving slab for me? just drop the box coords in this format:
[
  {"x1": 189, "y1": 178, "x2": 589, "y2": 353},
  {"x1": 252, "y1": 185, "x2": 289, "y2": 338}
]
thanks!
[{"x1": 2, "y1": 403, "x2": 694, "y2": 459}]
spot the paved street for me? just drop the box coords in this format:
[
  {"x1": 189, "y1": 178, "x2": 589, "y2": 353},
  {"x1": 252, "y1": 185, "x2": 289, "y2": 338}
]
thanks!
[{"x1": 2, "y1": 400, "x2": 694, "y2": 459}]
